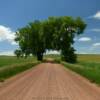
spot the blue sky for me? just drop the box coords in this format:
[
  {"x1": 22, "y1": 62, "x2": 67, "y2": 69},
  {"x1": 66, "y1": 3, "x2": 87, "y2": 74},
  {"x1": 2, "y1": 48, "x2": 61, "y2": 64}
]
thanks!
[{"x1": 0, "y1": 0, "x2": 100, "y2": 55}]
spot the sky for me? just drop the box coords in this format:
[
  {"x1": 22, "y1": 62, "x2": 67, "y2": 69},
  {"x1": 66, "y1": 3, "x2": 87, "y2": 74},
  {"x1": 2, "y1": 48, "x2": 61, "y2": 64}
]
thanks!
[{"x1": 0, "y1": 0, "x2": 100, "y2": 55}]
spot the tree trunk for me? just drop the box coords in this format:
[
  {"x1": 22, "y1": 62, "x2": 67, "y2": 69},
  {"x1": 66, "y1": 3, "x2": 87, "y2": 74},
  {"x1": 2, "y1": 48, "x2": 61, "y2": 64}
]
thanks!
[{"x1": 37, "y1": 52, "x2": 43, "y2": 61}]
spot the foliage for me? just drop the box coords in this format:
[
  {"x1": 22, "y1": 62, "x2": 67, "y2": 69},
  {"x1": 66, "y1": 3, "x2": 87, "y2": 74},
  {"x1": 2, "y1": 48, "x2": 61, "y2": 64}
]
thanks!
[
  {"x1": 14, "y1": 49, "x2": 22, "y2": 58},
  {"x1": 15, "y1": 16, "x2": 86, "y2": 63}
]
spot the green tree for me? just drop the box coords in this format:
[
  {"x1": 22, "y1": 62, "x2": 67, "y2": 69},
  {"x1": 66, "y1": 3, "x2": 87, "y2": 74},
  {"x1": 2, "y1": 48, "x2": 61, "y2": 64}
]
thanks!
[
  {"x1": 15, "y1": 16, "x2": 86, "y2": 63},
  {"x1": 58, "y1": 17, "x2": 86, "y2": 63},
  {"x1": 15, "y1": 20, "x2": 45, "y2": 60},
  {"x1": 42, "y1": 16, "x2": 86, "y2": 63},
  {"x1": 14, "y1": 49, "x2": 22, "y2": 58}
]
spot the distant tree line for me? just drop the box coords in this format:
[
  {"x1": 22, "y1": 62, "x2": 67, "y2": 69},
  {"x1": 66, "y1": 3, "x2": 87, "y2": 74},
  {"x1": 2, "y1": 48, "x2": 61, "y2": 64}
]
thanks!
[{"x1": 14, "y1": 16, "x2": 86, "y2": 63}]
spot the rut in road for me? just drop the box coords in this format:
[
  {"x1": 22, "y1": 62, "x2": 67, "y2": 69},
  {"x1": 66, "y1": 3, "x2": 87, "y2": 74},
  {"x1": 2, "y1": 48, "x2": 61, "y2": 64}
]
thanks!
[{"x1": 0, "y1": 63, "x2": 100, "y2": 100}]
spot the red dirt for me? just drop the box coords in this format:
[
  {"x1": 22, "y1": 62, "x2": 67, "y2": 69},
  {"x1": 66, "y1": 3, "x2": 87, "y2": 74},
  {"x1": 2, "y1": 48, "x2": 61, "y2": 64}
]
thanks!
[{"x1": 0, "y1": 63, "x2": 100, "y2": 100}]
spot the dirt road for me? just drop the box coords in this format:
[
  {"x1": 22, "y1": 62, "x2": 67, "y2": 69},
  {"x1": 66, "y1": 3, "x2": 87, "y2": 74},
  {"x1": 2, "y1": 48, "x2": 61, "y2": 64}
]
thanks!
[{"x1": 0, "y1": 63, "x2": 100, "y2": 100}]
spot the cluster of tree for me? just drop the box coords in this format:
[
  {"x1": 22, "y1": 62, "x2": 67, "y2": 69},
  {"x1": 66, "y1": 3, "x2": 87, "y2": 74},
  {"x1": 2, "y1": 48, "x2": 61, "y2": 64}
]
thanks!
[
  {"x1": 15, "y1": 16, "x2": 86, "y2": 63},
  {"x1": 14, "y1": 49, "x2": 22, "y2": 58}
]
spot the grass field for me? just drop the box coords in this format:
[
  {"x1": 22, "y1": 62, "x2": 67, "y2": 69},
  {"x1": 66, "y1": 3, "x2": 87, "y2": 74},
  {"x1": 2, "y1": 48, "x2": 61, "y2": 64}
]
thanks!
[
  {"x1": 78, "y1": 54, "x2": 100, "y2": 62},
  {"x1": 61, "y1": 54, "x2": 100, "y2": 85},
  {"x1": 0, "y1": 56, "x2": 37, "y2": 68},
  {"x1": 0, "y1": 56, "x2": 39, "y2": 82}
]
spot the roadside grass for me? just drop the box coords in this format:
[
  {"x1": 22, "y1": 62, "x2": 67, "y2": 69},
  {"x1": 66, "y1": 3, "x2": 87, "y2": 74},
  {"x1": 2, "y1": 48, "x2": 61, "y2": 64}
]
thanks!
[
  {"x1": 61, "y1": 62, "x2": 100, "y2": 85},
  {"x1": 0, "y1": 56, "x2": 40, "y2": 82},
  {"x1": 0, "y1": 62, "x2": 40, "y2": 82},
  {"x1": 61, "y1": 54, "x2": 100, "y2": 85}
]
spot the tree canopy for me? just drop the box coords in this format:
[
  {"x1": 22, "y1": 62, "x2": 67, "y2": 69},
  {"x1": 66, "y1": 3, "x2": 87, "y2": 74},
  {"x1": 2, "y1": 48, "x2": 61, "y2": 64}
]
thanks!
[{"x1": 15, "y1": 16, "x2": 86, "y2": 63}]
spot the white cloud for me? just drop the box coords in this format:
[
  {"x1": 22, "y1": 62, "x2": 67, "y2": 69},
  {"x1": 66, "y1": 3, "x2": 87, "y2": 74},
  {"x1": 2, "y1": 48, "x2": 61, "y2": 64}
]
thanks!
[
  {"x1": 88, "y1": 11, "x2": 100, "y2": 20},
  {"x1": 93, "y1": 11, "x2": 100, "y2": 20},
  {"x1": 90, "y1": 28, "x2": 100, "y2": 32},
  {"x1": 77, "y1": 37, "x2": 92, "y2": 42},
  {"x1": 74, "y1": 37, "x2": 77, "y2": 41},
  {"x1": 11, "y1": 41, "x2": 18, "y2": 45},
  {"x1": 46, "y1": 50, "x2": 60, "y2": 55},
  {"x1": 0, "y1": 25, "x2": 17, "y2": 45},
  {"x1": 93, "y1": 43, "x2": 100, "y2": 47}
]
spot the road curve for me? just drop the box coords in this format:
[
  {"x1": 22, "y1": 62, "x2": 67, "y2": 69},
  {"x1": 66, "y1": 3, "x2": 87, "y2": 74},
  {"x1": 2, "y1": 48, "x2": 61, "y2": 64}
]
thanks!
[{"x1": 0, "y1": 63, "x2": 100, "y2": 100}]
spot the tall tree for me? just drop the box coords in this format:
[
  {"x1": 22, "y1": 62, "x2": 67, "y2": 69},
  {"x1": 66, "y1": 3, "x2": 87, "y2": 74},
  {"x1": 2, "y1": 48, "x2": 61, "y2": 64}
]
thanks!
[
  {"x1": 15, "y1": 16, "x2": 86, "y2": 63},
  {"x1": 15, "y1": 20, "x2": 45, "y2": 60},
  {"x1": 42, "y1": 16, "x2": 86, "y2": 63},
  {"x1": 58, "y1": 17, "x2": 86, "y2": 63}
]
